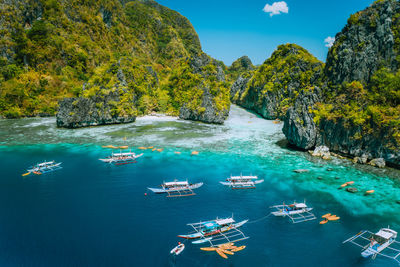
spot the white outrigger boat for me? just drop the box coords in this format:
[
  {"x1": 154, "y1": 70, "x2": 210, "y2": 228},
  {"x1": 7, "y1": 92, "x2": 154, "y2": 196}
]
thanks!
[
  {"x1": 99, "y1": 151, "x2": 143, "y2": 165},
  {"x1": 343, "y1": 228, "x2": 400, "y2": 264},
  {"x1": 220, "y1": 175, "x2": 264, "y2": 189},
  {"x1": 178, "y1": 216, "x2": 249, "y2": 247},
  {"x1": 270, "y1": 201, "x2": 316, "y2": 223},
  {"x1": 148, "y1": 180, "x2": 203, "y2": 197},
  {"x1": 24, "y1": 161, "x2": 62, "y2": 175}
]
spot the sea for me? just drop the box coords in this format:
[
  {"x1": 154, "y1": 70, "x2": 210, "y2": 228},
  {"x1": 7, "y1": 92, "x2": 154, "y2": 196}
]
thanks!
[{"x1": 0, "y1": 105, "x2": 399, "y2": 267}]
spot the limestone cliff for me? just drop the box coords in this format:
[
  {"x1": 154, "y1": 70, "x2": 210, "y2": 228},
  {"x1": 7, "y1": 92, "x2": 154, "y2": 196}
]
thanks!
[
  {"x1": 283, "y1": 0, "x2": 400, "y2": 167},
  {"x1": 231, "y1": 44, "x2": 324, "y2": 119}
]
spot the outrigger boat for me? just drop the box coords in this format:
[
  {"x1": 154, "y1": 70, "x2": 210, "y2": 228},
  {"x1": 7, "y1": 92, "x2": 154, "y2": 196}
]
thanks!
[
  {"x1": 148, "y1": 180, "x2": 203, "y2": 197},
  {"x1": 270, "y1": 201, "x2": 316, "y2": 223},
  {"x1": 343, "y1": 228, "x2": 400, "y2": 264},
  {"x1": 220, "y1": 175, "x2": 264, "y2": 189},
  {"x1": 178, "y1": 216, "x2": 249, "y2": 247},
  {"x1": 99, "y1": 151, "x2": 143, "y2": 165},
  {"x1": 24, "y1": 161, "x2": 62, "y2": 175}
]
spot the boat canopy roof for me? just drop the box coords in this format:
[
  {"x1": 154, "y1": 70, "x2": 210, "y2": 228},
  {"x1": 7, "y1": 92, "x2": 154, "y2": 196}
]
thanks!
[
  {"x1": 216, "y1": 218, "x2": 235, "y2": 225},
  {"x1": 112, "y1": 152, "x2": 136, "y2": 156},
  {"x1": 201, "y1": 221, "x2": 219, "y2": 230},
  {"x1": 37, "y1": 161, "x2": 55, "y2": 166},
  {"x1": 294, "y1": 203, "x2": 307, "y2": 208},
  {"x1": 376, "y1": 229, "x2": 397, "y2": 239},
  {"x1": 229, "y1": 175, "x2": 258, "y2": 180},
  {"x1": 164, "y1": 181, "x2": 188, "y2": 186}
]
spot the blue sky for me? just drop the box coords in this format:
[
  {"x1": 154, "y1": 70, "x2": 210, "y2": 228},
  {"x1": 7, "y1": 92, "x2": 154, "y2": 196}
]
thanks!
[{"x1": 157, "y1": 0, "x2": 374, "y2": 65}]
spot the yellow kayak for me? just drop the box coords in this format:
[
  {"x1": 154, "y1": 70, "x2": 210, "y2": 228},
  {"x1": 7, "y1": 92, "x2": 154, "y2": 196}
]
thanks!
[
  {"x1": 174, "y1": 151, "x2": 181, "y2": 154},
  {"x1": 321, "y1": 213, "x2": 331, "y2": 218},
  {"x1": 220, "y1": 249, "x2": 234, "y2": 255},
  {"x1": 138, "y1": 147, "x2": 147, "y2": 150},
  {"x1": 148, "y1": 146, "x2": 154, "y2": 149},
  {"x1": 22, "y1": 172, "x2": 30, "y2": 176},
  {"x1": 365, "y1": 190, "x2": 374, "y2": 194},
  {"x1": 119, "y1": 146, "x2": 128, "y2": 149},
  {"x1": 191, "y1": 151, "x2": 199, "y2": 155},
  {"x1": 327, "y1": 215, "x2": 340, "y2": 221},
  {"x1": 346, "y1": 181, "x2": 354, "y2": 185},
  {"x1": 320, "y1": 219, "x2": 329, "y2": 224},
  {"x1": 157, "y1": 148, "x2": 163, "y2": 152},
  {"x1": 231, "y1": 246, "x2": 246, "y2": 252},
  {"x1": 200, "y1": 247, "x2": 217, "y2": 251},
  {"x1": 341, "y1": 183, "x2": 348, "y2": 187},
  {"x1": 218, "y1": 243, "x2": 234, "y2": 248},
  {"x1": 152, "y1": 148, "x2": 157, "y2": 151},
  {"x1": 216, "y1": 249, "x2": 228, "y2": 259}
]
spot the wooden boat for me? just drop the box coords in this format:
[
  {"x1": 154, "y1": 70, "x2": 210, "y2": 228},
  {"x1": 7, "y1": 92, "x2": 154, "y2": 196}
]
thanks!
[
  {"x1": 178, "y1": 217, "x2": 249, "y2": 247},
  {"x1": 26, "y1": 161, "x2": 62, "y2": 175},
  {"x1": 99, "y1": 151, "x2": 143, "y2": 165},
  {"x1": 270, "y1": 201, "x2": 316, "y2": 223},
  {"x1": 220, "y1": 174, "x2": 264, "y2": 189},
  {"x1": 148, "y1": 180, "x2": 203, "y2": 197},
  {"x1": 343, "y1": 228, "x2": 400, "y2": 264}
]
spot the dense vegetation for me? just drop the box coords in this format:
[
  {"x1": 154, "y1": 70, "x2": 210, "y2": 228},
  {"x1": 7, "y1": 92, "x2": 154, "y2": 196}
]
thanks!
[
  {"x1": 226, "y1": 56, "x2": 255, "y2": 81},
  {"x1": 314, "y1": 0, "x2": 400, "y2": 145},
  {"x1": 0, "y1": 0, "x2": 229, "y2": 119},
  {"x1": 231, "y1": 44, "x2": 324, "y2": 119}
]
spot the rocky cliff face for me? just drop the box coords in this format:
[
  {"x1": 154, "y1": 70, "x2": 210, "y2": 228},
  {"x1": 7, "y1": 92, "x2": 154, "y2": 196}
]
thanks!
[
  {"x1": 56, "y1": 92, "x2": 136, "y2": 128},
  {"x1": 178, "y1": 53, "x2": 229, "y2": 124},
  {"x1": 231, "y1": 44, "x2": 324, "y2": 120},
  {"x1": 317, "y1": 118, "x2": 400, "y2": 166},
  {"x1": 325, "y1": 0, "x2": 399, "y2": 84},
  {"x1": 282, "y1": 86, "x2": 321, "y2": 150},
  {"x1": 283, "y1": 0, "x2": 400, "y2": 168}
]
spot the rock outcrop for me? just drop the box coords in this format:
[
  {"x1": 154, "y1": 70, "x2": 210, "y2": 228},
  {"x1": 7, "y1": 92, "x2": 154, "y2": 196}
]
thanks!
[
  {"x1": 282, "y1": 0, "x2": 400, "y2": 168},
  {"x1": 231, "y1": 44, "x2": 324, "y2": 120},
  {"x1": 171, "y1": 53, "x2": 230, "y2": 124},
  {"x1": 283, "y1": 87, "x2": 321, "y2": 150},
  {"x1": 325, "y1": 0, "x2": 398, "y2": 84},
  {"x1": 56, "y1": 92, "x2": 136, "y2": 128}
]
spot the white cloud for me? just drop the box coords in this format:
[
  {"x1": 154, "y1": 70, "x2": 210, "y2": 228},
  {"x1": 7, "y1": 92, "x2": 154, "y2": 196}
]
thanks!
[
  {"x1": 324, "y1": 36, "x2": 335, "y2": 48},
  {"x1": 263, "y1": 1, "x2": 289, "y2": 17}
]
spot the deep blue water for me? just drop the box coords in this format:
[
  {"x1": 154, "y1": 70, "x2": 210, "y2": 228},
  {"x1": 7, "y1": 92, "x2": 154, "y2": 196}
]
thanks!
[{"x1": 0, "y1": 106, "x2": 399, "y2": 266}]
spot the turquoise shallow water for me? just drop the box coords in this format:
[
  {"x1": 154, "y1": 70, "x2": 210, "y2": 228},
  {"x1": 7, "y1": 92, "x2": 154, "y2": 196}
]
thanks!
[{"x1": 0, "y1": 106, "x2": 400, "y2": 266}]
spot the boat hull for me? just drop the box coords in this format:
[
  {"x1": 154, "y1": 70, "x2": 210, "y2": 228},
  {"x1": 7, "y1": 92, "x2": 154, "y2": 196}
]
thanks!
[
  {"x1": 170, "y1": 244, "x2": 185, "y2": 255},
  {"x1": 272, "y1": 207, "x2": 313, "y2": 217},
  {"x1": 148, "y1": 182, "x2": 203, "y2": 193},
  {"x1": 178, "y1": 220, "x2": 248, "y2": 240},
  {"x1": 361, "y1": 240, "x2": 394, "y2": 258}
]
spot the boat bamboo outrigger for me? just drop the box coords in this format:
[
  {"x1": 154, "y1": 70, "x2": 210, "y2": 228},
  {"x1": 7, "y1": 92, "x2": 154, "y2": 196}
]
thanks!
[
  {"x1": 25, "y1": 161, "x2": 62, "y2": 175},
  {"x1": 99, "y1": 150, "x2": 143, "y2": 165},
  {"x1": 148, "y1": 180, "x2": 203, "y2": 197},
  {"x1": 270, "y1": 201, "x2": 316, "y2": 223},
  {"x1": 343, "y1": 228, "x2": 400, "y2": 265},
  {"x1": 220, "y1": 174, "x2": 264, "y2": 189},
  {"x1": 178, "y1": 216, "x2": 249, "y2": 247}
]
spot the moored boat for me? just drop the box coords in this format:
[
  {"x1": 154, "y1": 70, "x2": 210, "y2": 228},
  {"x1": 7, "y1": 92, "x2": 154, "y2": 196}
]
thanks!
[
  {"x1": 271, "y1": 202, "x2": 313, "y2": 217},
  {"x1": 270, "y1": 201, "x2": 316, "y2": 223},
  {"x1": 148, "y1": 180, "x2": 203, "y2": 197},
  {"x1": 26, "y1": 161, "x2": 62, "y2": 175},
  {"x1": 220, "y1": 174, "x2": 264, "y2": 189},
  {"x1": 178, "y1": 217, "x2": 248, "y2": 244},
  {"x1": 343, "y1": 227, "x2": 400, "y2": 264},
  {"x1": 99, "y1": 151, "x2": 143, "y2": 165}
]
